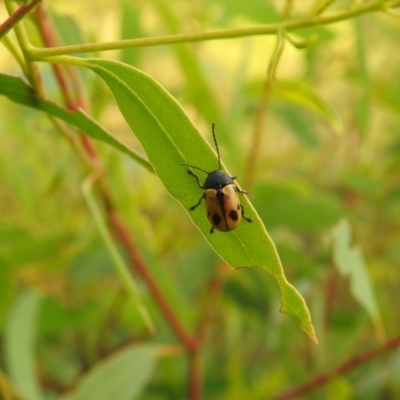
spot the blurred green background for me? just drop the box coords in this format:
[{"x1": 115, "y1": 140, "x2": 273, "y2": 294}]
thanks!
[{"x1": 1, "y1": 0, "x2": 400, "y2": 399}]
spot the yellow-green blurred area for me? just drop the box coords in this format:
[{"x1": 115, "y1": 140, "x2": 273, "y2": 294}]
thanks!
[{"x1": 1, "y1": 0, "x2": 400, "y2": 399}]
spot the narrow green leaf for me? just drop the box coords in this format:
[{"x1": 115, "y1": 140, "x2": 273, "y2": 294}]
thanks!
[
  {"x1": 66, "y1": 58, "x2": 316, "y2": 341},
  {"x1": 153, "y1": 0, "x2": 221, "y2": 122},
  {"x1": 274, "y1": 82, "x2": 344, "y2": 135},
  {"x1": 0, "y1": 73, "x2": 152, "y2": 172},
  {"x1": 81, "y1": 173, "x2": 155, "y2": 333},
  {"x1": 4, "y1": 291, "x2": 43, "y2": 400},
  {"x1": 331, "y1": 220, "x2": 379, "y2": 320},
  {"x1": 60, "y1": 345, "x2": 155, "y2": 400},
  {"x1": 120, "y1": 1, "x2": 142, "y2": 66},
  {"x1": 274, "y1": 104, "x2": 319, "y2": 148},
  {"x1": 0, "y1": 258, "x2": 13, "y2": 320}
]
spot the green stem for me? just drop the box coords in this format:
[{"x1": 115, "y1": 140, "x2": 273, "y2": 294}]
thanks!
[
  {"x1": 4, "y1": 0, "x2": 42, "y2": 93},
  {"x1": 243, "y1": 30, "x2": 285, "y2": 191},
  {"x1": 1, "y1": 36, "x2": 27, "y2": 75},
  {"x1": 28, "y1": 0, "x2": 386, "y2": 59},
  {"x1": 81, "y1": 172, "x2": 156, "y2": 335}
]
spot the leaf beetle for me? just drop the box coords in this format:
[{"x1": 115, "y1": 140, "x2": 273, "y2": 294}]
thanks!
[{"x1": 182, "y1": 123, "x2": 252, "y2": 234}]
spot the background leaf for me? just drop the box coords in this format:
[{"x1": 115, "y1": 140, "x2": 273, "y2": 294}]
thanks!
[
  {"x1": 59, "y1": 345, "x2": 156, "y2": 400},
  {"x1": 4, "y1": 291, "x2": 43, "y2": 400},
  {"x1": 0, "y1": 73, "x2": 152, "y2": 172},
  {"x1": 330, "y1": 219, "x2": 380, "y2": 322}
]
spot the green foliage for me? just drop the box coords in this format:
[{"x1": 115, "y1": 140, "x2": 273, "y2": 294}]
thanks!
[
  {"x1": 1, "y1": 0, "x2": 400, "y2": 399},
  {"x1": 59, "y1": 345, "x2": 156, "y2": 400}
]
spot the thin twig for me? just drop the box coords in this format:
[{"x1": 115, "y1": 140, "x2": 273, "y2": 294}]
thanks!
[
  {"x1": 107, "y1": 208, "x2": 198, "y2": 353},
  {"x1": 0, "y1": 0, "x2": 42, "y2": 39},
  {"x1": 34, "y1": 0, "x2": 198, "y2": 355},
  {"x1": 243, "y1": 30, "x2": 285, "y2": 192},
  {"x1": 195, "y1": 262, "x2": 231, "y2": 342},
  {"x1": 35, "y1": 4, "x2": 99, "y2": 165},
  {"x1": 28, "y1": 0, "x2": 387, "y2": 58},
  {"x1": 273, "y1": 334, "x2": 400, "y2": 400}
]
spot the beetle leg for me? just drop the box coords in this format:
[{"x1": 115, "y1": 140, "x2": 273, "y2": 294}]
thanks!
[
  {"x1": 187, "y1": 170, "x2": 204, "y2": 188},
  {"x1": 240, "y1": 204, "x2": 252, "y2": 223},
  {"x1": 189, "y1": 193, "x2": 205, "y2": 211},
  {"x1": 235, "y1": 185, "x2": 248, "y2": 195},
  {"x1": 210, "y1": 226, "x2": 214, "y2": 234}
]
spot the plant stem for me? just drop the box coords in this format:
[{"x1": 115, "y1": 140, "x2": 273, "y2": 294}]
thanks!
[
  {"x1": 272, "y1": 333, "x2": 400, "y2": 400},
  {"x1": 243, "y1": 30, "x2": 285, "y2": 192},
  {"x1": 107, "y1": 208, "x2": 199, "y2": 353},
  {"x1": 188, "y1": 352, "x2": 201, "y2": 400},
  {"x1": 82, "y1": 173, "x2": 156, "y2": 334},
  {"x1": 28, "y1": 0, "x2": 386, "y2": 58},
  {"x1": 1, "y1": 35, "x2": 27, "y2": 75},
  {"x1": 33, "y1": 4, "x2": 198, "y2": 354},
  {"x1": 0, "y1": 0, "x2": 42, "y2": 39},
  {"x1": 4, "y1": 0, "x2": 43, "y2": 94}
]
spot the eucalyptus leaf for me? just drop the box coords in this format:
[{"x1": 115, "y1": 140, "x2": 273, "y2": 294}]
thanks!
[
  {"x1": 58, "y1": 58, "x2": 316, "y2": 341},
  {"x1": 59, "y1": 345, "x2": 155, "y2": 400},
  {"x1": 331, "y1": 219, "x2": 379, "y2": 321},
  {"x1": 0, "y1": 73, "x2": 152, "y2": 172},
  {"x1": 5, "y1": 291, "x2": 43, "y2": 400}
]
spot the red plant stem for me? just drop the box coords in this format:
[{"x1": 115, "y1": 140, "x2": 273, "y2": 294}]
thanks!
[
  {"x1": 0, "y1": 0, "x2": 42, "y2": 38},
  {"x1": 196, "y1": 262, "x2": 230, "y2": 342},
  {"x1": 188, "y1": 352, "x2": 201, "y2": 400},
  {"x1": 107, "y1": 209, "x2": 198, "y2": 354},
  {"x1": 36, "y1": 0, "x2": 198, "y2": 353},
  {"x1": 273, "y1": 334, "x2": 400, "y2": 400},
  {"x1": 35, "y1": 4, "x2": 99, "y2": 165},
  {"x1": 35, "y1": 4, "x2": 201, "y2": 395}
]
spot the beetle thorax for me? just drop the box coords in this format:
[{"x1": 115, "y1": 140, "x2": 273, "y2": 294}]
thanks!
[{"x1": 203, "y1": 170, "x2": 234, "y2": 190}]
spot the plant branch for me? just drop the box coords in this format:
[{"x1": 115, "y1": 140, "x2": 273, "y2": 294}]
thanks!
[
  {"x1": 188, "y1": 352, "x2": 201, "y2": 400},
  {"x1": 106, "y1": 208, "x2": 198, "y2": 353},
  {"x1": 272, "y1": 333, "x2": 400, "y2": 400},
  {"x1": 1, "y1": 35, "x2": 27, "y2": 75},
  {"x1": 28, "y1": 0, "x2": 387, "y2": 58},
  {"x1": 82, "y1": 172, "x2": 155, "y2": 334},
  {"x1": 243, "y1": 29, "x2": 285, "y2": 192},
  {"x1": 4, "y1": 0, "x2": 43, "y2": 94},
  {"x1": 0, "y1": 0, "x2": 42, "y2": 39},
  {"x1": 195, "y1": 262, "x2": 231, "y2": 342},
  {"x1": 34, "y1": 4, "x2": 99, "y2": 164},
  {"x1": 33, "y1": 3, "x2": 198, "y2": 354}
]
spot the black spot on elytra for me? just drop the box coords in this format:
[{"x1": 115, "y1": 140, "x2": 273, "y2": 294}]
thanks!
[
  {"x1": 212, "y1": 213, "x2": 221, "y2": 226},
  {"x1": 229, "y1": 210, "x2": 238, "y2": 221}
]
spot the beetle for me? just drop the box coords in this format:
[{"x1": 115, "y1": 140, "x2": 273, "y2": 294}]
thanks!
[{"x1": 182, "y1": 123, "x2": 252, "y2": 234}]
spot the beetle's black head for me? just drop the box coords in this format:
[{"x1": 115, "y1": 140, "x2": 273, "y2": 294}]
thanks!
[{"x1": 204, "y1": 170, "x2": 234, "y2": 190}]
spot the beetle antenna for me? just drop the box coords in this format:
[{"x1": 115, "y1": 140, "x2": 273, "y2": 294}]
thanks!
[
  {"x1": 211, "y1": 123, "x2": 221, "y2": 170},
  {"x1": 181, "y1": 163, "x2": 210, "y2": 174}
]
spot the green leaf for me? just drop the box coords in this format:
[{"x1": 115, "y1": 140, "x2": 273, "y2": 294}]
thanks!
[
  {"x1": 120, "y1": 1, "x2": 142, "y2": 66},
  {"x1": 0, "y1": 257, "x2": 13, "y2": 322},
  {"x1": 153, "y1": 0, "x2": 221, "y2": 122},
  {"x1": 274, "y1": 82, "x2": 344, "y2": 136},
  {"x1": 0, "y1": 73, "x2": 152, "y2": 172},
  {"x1": 60, "y1": 345, "x2": 156, "y2": 400},
  {"x1": 4, "y1": 291, "x2": 43, "y2": 400},
  {"x1": 330, "y1": 220, "x2": 379, "y2": 321},
  {"x1": 62, "y1": 58, "x2": 316, "y2": 342},
  {"x1": 274, "y1": 104, "x2": 319, "y2": 148}
]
